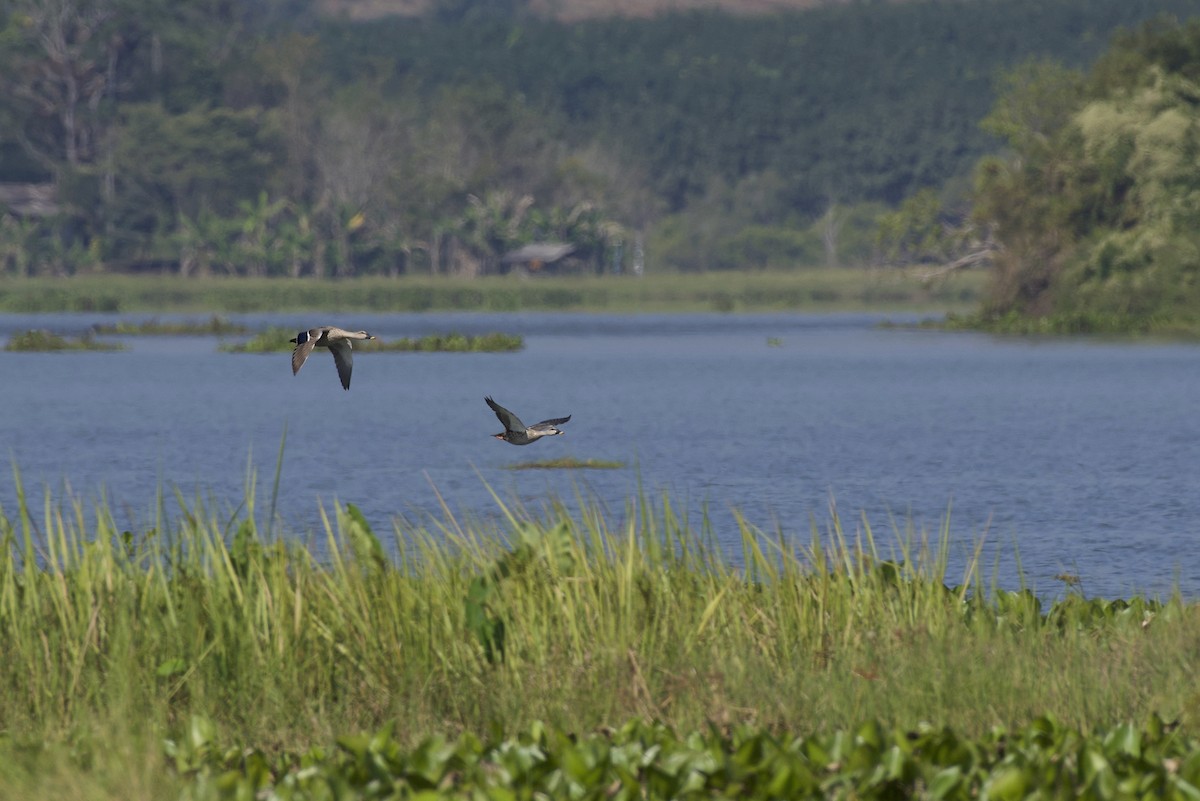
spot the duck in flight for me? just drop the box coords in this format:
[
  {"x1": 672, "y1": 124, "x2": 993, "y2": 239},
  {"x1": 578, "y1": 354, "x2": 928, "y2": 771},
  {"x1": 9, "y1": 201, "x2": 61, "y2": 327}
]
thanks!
[
  {"x1": 290, "y1": 326, "x2": 376, "y2": 390},
  {"x1": 486, "y1": 396, "x2": 571, "y2": 445}
]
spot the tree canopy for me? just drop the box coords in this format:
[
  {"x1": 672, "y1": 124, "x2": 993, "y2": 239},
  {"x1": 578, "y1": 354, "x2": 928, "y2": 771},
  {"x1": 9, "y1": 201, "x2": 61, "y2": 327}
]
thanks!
[
  {"x1": 0, "y1": 0, "x2": 1196, "y2": 277},
  {"x1": 970, "y1": 17, "x2": 1200, "y2": 332}
]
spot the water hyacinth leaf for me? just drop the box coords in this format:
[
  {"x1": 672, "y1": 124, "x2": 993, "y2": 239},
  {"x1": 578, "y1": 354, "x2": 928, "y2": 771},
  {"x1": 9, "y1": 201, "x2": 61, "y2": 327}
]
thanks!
[
  {"x1": 856, "y1": 720, "x2": 886, "y2": 750},
  {"x1": 928, "y1": 766, "x2": 964, "y2": 799},
  {"x1": 827, "y1": 730, "x2": 852, "y2": 763},
  {"x1": 336, "y1": 733, "x2": 372, "y2": 762},
  {"x1": 733, "y1": 735, "x2": 767, "y2": 770},
  {"x1": 407, "y1": 737, "x2": 458, "y2": 787},
  {"x1": 409, "y1": 792, "x2": 451, "y2": 801},
  {"x1": 763, "y1": 763, "x2": 805, "y2": 796},
  {"x1": 1170, "y1": 776, "x2": 1200, "y2": 801},
  {"x1": 801, "y1": 738, "x2": 831, "y2": 767},
  {"x1": 1028, "y1": 715, "x2": 1060, "y2": 742},
  {"x1": 1081, "y1": 745, "x2": 1117, "y2": 799},
  {"x1": 982, "y1": 765, "x2": 1031, "y2": 801},
  {"x1": 1181, "y1": 752, "x2": 1200, "y2": 785},
  {"x1": 1105, "y1": 722, "x2": 1141, "y2": 759},
  {"x1": 560, "y1": 745, "x2": 601, "y2": 784},
  {"x1": 881, "y1": 745, "x2": 910, "y2": 781}
]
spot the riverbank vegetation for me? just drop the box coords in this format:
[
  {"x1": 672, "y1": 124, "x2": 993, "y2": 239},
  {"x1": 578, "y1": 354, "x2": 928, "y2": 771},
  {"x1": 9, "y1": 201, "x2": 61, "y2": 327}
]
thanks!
[
  {"x1": 0, "y1": 270, "x2": 985, "y2": 314},
  {"x1": 963, "y1": 19, "x2": 1200, "y2": 335},
  {"x1": 0, "y1": 478, "x2": 1196, "y2": 797}
]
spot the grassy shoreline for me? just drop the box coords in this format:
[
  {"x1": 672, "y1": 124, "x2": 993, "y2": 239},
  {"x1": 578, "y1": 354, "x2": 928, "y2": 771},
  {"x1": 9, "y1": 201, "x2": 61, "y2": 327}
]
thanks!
[
  {"x1": 0, "y1": 476, "x2": 1196, "y2": 798},
  {"x1": 0, "y1": 270, "x2": 985, "y2": 314}
]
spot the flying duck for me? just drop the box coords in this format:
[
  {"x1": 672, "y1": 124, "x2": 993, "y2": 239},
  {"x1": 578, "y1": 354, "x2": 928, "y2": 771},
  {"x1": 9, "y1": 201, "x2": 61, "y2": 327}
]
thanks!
[
  {"x1": 290, "y1": 326, "x2": 375, "y2": 390},
  {"x1": 485, "y1": 396, "x2": 571, "y2": 445}
]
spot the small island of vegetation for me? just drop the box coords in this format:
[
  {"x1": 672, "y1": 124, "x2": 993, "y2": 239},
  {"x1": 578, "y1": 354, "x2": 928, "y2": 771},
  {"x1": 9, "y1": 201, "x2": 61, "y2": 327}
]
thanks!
[
  {"x1": 220, "y1": 327, "x2": 524, "y2": 353},
  {"x1": 4, "y1": 329, "x2": 123, "y2": 352},
  {"x1": 503, "y1": 456, "x2": 625, "y2": 470},
  {"x1": 378, "y1": 331, "x2": 523, "y2": 352}
]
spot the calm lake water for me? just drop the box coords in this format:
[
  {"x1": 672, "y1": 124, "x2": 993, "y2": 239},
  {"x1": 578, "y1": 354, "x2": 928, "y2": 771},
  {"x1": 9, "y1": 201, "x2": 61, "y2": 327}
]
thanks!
[{"x1": 1, "y1": 310, "x2": 1198, "y2": 601}]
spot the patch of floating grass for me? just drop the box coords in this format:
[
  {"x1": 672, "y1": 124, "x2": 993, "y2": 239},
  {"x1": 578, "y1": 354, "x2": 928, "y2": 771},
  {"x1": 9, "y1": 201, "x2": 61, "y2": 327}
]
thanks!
[
  {"x1": 4, "y1": 329, "x2": 124, "y2": 351},
  {"x1": 90, "y1": 315, "x2": 248, "y2": 335},
  {"x1": 220, "y1": 329, "x2": 523, "y2": 353},
  {"x1": 373, "y1": 331, "x2": 523, "y2": 352},
  {"x1": 503, "y1": 457, "x2": 625, "y2": 470},
  {"x1": 219, "y1": 326, "x2": 295, "y2": 352}
]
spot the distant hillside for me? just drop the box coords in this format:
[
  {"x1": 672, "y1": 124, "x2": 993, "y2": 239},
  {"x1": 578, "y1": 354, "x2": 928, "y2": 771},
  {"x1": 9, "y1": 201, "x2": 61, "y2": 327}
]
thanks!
[
  {"x1": 315, "y1": 0, "x2": 1199, "y2": 217},
  {"x1": 320, "y1": 0, "x2": 868, "y2": 22}
]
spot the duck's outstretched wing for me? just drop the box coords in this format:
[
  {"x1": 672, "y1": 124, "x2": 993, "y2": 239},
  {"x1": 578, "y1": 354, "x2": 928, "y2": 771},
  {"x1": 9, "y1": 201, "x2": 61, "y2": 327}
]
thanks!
[
  {"x1": 485, "y1": 396, "x2": 525, "y2": 433},
  {"x1": 531, "y1": 415, "x2": 571, "y2": 429},
  {"x1": 328, "y1": 339, "x2": 355, "y2": 390},
  {"x1": 290, "y1": 328, "x2": 321, "y2": 375}
]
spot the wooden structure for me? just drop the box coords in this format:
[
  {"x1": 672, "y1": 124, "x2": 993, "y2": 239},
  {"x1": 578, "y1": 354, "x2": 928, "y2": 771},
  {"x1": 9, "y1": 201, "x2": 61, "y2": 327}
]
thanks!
[
  {"x1": 0, "y1": 183, "x2": 59, "y2": 217},
  {"x1": 499, "y1": 242, "x2": 576, "y2": 274}
]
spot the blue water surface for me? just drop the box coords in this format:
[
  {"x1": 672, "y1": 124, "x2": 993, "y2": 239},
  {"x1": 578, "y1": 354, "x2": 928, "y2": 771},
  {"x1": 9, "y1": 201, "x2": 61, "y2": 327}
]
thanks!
[{"x1": 1, "y1": 311, "x2": 1197, "y2": 600}]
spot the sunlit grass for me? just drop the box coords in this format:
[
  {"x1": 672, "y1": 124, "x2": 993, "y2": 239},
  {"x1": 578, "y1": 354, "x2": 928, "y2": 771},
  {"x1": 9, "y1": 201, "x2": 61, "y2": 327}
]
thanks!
[{"x1": 0, "y1": 466, "x2": 1195, "y2": 796}]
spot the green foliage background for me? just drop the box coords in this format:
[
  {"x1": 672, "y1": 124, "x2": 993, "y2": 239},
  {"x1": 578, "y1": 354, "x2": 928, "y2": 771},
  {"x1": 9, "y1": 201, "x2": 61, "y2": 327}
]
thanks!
[{"x1": 1, "y1": 0, "x2": 1196, "y2": 279}]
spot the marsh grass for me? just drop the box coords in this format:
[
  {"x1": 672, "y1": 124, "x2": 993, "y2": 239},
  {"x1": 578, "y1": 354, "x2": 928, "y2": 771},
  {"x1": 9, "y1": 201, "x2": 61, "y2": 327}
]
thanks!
[
  {"x1": 0, "y1": 470, "x2": 1195, "y2": 796},
  {"x1": 0, "y1": 270, "x2": 986, "y2": 314},
  {"x1": 4, "y1": 329, "x2": 124, "y2": 351},
  {"x1": 89, "y1": 315, "x2": 248, "y2": 336}
]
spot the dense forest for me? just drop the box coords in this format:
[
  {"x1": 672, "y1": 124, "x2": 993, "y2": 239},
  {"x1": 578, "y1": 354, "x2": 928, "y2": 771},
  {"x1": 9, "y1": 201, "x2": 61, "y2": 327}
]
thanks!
[{"x1": 0, "y1": 0, "x2": 1196, "y2": 283}]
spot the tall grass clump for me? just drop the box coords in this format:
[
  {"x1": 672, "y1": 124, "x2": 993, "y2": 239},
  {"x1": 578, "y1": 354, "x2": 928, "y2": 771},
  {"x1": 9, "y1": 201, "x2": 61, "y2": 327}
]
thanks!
[{"x1": 0, "y1": 470, "x2": 1196, "y2": 766}]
